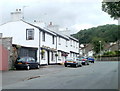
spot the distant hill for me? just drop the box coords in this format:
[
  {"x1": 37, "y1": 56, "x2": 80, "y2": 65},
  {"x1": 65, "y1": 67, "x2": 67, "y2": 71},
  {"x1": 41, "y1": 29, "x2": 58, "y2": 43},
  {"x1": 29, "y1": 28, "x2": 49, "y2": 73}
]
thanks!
[{"x1": 71, "y1": 24, "x2": 120, "y2": 44}]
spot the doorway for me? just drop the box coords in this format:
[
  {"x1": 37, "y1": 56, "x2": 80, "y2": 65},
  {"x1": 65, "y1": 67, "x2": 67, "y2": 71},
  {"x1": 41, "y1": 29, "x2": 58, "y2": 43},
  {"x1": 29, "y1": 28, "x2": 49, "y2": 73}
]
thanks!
[{"x1": 47, "y1": 51, "x2": 50, "y2": 65}]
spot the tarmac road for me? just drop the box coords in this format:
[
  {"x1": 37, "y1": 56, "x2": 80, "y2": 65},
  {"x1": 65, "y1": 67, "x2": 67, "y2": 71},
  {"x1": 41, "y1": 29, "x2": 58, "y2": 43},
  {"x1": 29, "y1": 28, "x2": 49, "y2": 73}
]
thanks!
[{"x1": 2, "y1": 61, "x2": 119, "y2": 90}]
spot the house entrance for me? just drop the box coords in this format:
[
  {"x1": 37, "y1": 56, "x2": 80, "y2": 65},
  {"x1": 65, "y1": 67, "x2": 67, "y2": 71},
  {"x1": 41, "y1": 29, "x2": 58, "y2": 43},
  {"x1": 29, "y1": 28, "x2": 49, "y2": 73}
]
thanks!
[{"x1": 47, "y1": 51, "x2": 50, "y2": 65}]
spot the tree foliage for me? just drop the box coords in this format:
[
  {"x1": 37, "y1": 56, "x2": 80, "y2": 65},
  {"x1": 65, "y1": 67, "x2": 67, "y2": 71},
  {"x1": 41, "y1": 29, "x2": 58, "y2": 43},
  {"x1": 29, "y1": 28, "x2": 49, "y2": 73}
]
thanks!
[
  {"x1": 91, "y1": 37, "x2": 104, "y2": 54},
  {"x1": 102, "y1": 2, "x2": 120, "y2": 19},
  {"x1": 71, "y1": 24, "x2": 119, "y2": 44}
]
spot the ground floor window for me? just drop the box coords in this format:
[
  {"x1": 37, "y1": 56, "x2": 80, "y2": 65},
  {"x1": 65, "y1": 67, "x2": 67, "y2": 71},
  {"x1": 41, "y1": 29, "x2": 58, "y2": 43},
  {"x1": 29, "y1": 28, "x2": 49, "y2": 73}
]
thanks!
[
  {"x1": 51, "y1": 52, "x2": 53, "y2": 61},
  {"x1": 51, "y1": 52, "x2": 56, "y2": 62}
]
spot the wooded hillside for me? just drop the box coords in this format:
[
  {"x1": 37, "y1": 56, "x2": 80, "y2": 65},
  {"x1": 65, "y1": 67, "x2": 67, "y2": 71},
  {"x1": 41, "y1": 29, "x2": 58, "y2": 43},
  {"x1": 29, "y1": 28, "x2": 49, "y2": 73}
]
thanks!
[{"x1": 72, "y1": 24, "x2": 120, "y2": 44}]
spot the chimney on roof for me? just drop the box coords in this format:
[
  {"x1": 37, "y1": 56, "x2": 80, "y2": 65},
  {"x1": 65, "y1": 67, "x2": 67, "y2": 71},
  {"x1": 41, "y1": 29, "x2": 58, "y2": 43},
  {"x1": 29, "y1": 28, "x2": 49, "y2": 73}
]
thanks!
[
  {"x1": 11, "y1": 9, "x2": 23, "y2": 21},
  {"x1": 49, "y1": 22, "x2": 52, "y2": 26}
]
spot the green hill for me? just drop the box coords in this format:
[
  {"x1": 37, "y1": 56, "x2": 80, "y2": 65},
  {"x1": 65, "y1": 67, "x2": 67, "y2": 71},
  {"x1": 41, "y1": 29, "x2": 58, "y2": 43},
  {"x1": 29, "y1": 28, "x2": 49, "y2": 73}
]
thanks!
[{"x1": 72, "y1": 24, "x2": 120, "y2": 44}]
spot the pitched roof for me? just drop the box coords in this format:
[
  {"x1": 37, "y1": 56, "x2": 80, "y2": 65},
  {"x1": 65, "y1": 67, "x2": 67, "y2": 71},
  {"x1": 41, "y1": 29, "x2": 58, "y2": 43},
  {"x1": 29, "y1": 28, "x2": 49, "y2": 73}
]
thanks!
[{"x1": 22, "y1": 20, "x2": 57, "y2": 36}]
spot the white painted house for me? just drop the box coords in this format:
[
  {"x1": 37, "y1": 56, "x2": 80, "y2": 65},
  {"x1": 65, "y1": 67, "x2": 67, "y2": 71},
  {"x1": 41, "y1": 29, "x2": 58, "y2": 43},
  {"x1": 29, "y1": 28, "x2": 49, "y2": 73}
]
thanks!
[
  {"x1": 0, "y1": 9, "x2": 79, "y2": 66},
  {"x1": 47, "y1": 23, "x2": 79, "y2": 63},
  {"x1": 0, "y1": 9, "x2": 58, "y2": 65}
]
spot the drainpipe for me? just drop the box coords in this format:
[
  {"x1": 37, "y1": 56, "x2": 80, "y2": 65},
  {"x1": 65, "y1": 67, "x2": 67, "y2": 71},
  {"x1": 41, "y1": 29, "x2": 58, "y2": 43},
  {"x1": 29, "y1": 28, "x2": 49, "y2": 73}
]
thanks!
[
  {"x1": 39, "y1": 29, "x2": 41, "y2": 65},
  {"x1": 56, "y1": 36, "x2": 57, "y2": 64}
]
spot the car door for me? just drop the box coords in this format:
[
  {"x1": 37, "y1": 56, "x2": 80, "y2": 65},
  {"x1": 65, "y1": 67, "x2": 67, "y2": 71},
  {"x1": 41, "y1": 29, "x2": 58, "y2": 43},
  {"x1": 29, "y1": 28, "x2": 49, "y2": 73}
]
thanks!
[
  {"x1": 31, "y1": 57, "x2": 38, "y2": 68},
  {"x1": 27, "y1": 57, "x2": 33, "y2": 68},
  {"x1": 76, "y1": 58, "x2": 80, "y2": 66}
]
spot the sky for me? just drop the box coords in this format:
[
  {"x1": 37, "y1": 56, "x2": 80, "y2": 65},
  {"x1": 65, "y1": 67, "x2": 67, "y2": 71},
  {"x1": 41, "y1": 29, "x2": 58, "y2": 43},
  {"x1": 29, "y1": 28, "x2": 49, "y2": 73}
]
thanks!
[{"x1": 0, "y1": 0, "x2": 118, "y2": 34}]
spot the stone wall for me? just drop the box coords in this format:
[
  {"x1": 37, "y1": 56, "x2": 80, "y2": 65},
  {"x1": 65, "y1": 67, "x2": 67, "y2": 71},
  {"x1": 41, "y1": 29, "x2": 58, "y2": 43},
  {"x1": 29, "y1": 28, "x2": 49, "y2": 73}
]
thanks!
[{"x1": 96, "y1": 57, "x2": 120, "y2": 61}]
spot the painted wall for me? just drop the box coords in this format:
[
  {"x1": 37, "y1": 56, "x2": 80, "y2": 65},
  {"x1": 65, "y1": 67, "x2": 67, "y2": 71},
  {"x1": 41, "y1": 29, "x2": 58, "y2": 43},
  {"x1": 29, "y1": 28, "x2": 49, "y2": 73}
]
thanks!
[
  {"x1": 0, "y1": 45, "x2": 9, "y2": 71},
  {"x1": 0, "y1": 21, "x2": 40, "y2": 62},
  {"x1": 0, "y1": 20, "x2": 79, "y2": 65}
]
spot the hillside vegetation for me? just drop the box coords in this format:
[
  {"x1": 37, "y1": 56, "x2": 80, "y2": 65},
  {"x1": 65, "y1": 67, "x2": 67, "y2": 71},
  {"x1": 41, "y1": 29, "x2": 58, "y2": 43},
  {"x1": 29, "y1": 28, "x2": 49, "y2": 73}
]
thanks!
[{"x1": 72, "y1": 24, "x2": 120, "y2": 44}]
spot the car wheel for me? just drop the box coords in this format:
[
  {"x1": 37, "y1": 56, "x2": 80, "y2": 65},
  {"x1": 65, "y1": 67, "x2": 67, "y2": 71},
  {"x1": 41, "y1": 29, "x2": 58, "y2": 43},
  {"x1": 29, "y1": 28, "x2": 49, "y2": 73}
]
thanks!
[
  {"x1": 37, "y1": 65, "x2": 40, "y2": 69},
  {"x1": 80, "y1": 64, "x2": 82, "y2": 67},
  {"x1": 65, "y1": 65, "x2": 67, "y2": 67},
  {"x1": 75, "y1": 64, "x2": 78, "y2": 68},
  {"x1": 26, "y1": 65, "x2": 30, "y2": 70}
]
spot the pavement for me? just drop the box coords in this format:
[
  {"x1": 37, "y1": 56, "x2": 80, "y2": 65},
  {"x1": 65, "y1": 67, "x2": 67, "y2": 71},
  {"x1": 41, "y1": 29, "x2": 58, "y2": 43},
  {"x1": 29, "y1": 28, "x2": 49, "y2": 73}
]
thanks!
[{"x1": 2, "y1": 64, "x2": 65, "y2": 87}]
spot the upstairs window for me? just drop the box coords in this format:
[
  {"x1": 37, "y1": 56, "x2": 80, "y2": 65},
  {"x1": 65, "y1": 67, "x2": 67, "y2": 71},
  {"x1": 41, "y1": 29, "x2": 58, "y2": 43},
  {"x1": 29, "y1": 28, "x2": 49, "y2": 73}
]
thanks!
[
  {"x1": 52, "y1": 36, "x2": 55, "y2": 44},
  {"x1": 58, "y1": 37, "x2": 61, "y2": 45},
  {"x1": 66, "y1": 40, "x2": 68, "y2": 47},
  {"x1": 70, "y1": 40, "x2": 72, "y2": 47},
  {"x1": 42, "y1": 31, "x2": 45, "y2": 41},
  {"x1": 26, "y1": 28, "x2": 34, "y2": 40}
]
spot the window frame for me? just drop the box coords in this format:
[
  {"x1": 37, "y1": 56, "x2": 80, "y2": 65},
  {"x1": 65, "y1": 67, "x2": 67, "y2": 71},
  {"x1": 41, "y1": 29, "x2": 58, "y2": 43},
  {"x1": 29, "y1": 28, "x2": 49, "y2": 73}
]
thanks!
[
  {"x1": 42, "y1": 31, "x2": 45, "y2": 42},
  {"x1": 52, "y1": 35, "x2": 55, "y2": 44},
  {"x1": 26, "y1": 28, "x2": 34, "y2": 40}
]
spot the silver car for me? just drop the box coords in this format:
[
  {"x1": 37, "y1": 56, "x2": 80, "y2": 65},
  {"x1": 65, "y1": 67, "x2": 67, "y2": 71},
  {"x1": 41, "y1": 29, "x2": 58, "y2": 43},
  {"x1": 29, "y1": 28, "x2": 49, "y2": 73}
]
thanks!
[{"x1": 64, "y1": 57, "x2": 82, "y2": 67}]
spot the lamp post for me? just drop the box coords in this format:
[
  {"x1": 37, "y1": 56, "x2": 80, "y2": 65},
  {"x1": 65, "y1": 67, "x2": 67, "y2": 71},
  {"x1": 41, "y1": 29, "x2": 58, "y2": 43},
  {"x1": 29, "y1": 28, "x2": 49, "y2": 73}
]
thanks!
[{"x1": 99, "y1": 41, "x2": 101, "y2": 61}]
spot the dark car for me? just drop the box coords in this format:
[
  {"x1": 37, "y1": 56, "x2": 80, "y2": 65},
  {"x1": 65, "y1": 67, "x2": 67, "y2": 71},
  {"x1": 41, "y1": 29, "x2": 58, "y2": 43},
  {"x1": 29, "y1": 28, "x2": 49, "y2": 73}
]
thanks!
[
  {"x1": 15, "y1": 57, "x2": 40, "y2": 70},
  {"x1": 79, "y1": 57, "x2": 89, "y2": 65},
  {"x1": 88, "y1": 57, "x2": 95, "y2": 63}
]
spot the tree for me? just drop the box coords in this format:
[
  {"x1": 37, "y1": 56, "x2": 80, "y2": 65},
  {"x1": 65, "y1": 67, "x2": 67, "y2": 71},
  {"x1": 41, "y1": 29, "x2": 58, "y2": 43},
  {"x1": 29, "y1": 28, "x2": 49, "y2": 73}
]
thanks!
[
  {"x1": 91, "y1": 37, "x2": 104, "y2": 54},
  {"x1": 71, "y1": 24, "x2": 119, "y2": 44},
  {"x1": 102, "y1": 1, "x2": 120, "y2": 19}
]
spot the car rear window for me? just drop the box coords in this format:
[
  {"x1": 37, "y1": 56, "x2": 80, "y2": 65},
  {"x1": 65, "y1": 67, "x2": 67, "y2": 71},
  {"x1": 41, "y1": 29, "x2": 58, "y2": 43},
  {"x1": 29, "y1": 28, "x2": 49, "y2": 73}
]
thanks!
[
  {"x1": 65, "y1": 59, "x2": 72, "y2": 61},
  {"x1": 17, "y1": 57, "x2": 29, "y2": 62}
]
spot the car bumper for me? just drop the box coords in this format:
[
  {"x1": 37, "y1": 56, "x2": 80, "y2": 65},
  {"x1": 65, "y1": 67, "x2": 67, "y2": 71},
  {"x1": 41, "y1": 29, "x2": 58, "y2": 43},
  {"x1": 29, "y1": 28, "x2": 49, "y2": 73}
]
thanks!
[
  {"x1": 15, "y1": 64, "x2": 28, "y2": 69},
  {"x1": 64, "y1": 63, "x2": 77, "y2": 66}
]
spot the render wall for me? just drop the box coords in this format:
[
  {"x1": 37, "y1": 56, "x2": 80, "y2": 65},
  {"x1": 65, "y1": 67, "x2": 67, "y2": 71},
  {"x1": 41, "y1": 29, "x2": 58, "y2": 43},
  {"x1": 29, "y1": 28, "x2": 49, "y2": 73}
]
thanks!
[{"x1": 0, "y1": 37, "x2": 12, "y2": 70}]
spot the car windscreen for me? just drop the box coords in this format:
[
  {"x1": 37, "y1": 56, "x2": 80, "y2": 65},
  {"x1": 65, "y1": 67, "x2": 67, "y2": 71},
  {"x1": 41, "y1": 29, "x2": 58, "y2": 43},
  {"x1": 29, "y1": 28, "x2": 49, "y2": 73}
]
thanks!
[
  {"x1": 17, "y1": 57, "x2": 28, "y2": 62},
  {"x1": 65, "y1": 59, "x2": 73, "y2": 61}
]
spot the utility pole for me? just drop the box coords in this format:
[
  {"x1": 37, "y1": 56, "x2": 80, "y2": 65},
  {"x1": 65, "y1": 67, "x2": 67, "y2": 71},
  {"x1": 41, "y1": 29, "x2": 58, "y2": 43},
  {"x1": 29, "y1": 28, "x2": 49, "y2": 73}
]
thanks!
[{"x1": 99, "y1": 41, "x2": 101, "y2": 61}]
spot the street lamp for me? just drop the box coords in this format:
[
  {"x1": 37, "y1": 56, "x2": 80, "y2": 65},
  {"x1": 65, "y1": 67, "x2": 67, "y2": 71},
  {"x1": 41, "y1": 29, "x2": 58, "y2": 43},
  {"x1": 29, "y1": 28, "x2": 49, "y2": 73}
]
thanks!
[{"x1": 99, "y1": 41, "x2": 101, "y2": 61}]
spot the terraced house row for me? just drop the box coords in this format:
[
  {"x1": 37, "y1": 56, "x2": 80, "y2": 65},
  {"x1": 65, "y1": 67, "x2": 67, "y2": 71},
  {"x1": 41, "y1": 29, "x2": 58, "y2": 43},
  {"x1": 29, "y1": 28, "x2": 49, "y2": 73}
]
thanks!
[{"x1": 0, "y1": 9, "x2": 79, "y2": 70}]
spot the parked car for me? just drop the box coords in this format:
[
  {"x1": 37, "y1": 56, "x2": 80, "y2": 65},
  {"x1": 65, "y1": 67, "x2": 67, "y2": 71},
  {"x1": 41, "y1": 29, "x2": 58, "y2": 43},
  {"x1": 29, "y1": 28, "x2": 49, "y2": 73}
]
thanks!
[
  {"x1": 64, "y1": 57, "x2": 82, "y2": 67},
  {"x1": 15, "y1": 57, "x2": 40, "y2": 70},
  {"x1": 88, "y1": 57, "x2": 95, "y2": 63},
  {"x1": 79, "y1": 57, "x2": 89, "y2": 65}
]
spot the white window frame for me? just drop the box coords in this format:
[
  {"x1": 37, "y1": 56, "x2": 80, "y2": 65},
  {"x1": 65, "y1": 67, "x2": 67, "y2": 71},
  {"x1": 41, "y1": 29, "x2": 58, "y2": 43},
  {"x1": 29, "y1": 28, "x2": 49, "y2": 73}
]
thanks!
[{"x1": 26, "y1": 28, "x2": 34, "y2": 40}]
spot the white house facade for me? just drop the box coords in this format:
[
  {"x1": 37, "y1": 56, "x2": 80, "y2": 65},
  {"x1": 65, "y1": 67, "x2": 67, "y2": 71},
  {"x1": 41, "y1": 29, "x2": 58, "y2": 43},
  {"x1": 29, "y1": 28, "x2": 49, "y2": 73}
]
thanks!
[
  {"x1": 47, "y1": 23, "x2": 79, "y2": 63},
  {"x1": 0, "y1": 9, "x2": 79, "y2": 66}
]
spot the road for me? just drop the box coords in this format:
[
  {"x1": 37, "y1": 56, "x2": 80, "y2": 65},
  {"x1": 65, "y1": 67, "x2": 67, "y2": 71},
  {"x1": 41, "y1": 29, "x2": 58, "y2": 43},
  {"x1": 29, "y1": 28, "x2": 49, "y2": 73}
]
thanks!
[{"x1": 2, "y1": 61, "x2": 119, "y2": 89}]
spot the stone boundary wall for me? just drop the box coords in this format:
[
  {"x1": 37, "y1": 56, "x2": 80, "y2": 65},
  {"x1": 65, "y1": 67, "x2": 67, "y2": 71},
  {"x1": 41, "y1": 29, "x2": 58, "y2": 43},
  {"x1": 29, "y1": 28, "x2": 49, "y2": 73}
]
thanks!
[{"x1": 96, "y1": 57, "x2": 120, "y2": 61}]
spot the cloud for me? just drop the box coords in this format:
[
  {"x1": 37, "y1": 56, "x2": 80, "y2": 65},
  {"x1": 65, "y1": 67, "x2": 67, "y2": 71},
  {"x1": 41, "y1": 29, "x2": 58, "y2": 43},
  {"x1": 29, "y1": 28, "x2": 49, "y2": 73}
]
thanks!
[
  {"x1": 0, "y1": 0, "x2": 118, "y2": 34},
  {"x1": 70, "y1": 24, "x2": 95, "y2": 34}
]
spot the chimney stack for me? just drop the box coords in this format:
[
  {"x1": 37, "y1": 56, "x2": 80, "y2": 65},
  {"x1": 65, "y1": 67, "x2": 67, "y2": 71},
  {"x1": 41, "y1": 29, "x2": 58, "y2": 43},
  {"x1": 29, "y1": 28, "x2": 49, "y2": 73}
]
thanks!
[
  {"x1": 11, "y1": 9, "x2": 23, "y2": 21},
  {"x1": 49, "y1": 22, "x2": 52, "y2": 26}
]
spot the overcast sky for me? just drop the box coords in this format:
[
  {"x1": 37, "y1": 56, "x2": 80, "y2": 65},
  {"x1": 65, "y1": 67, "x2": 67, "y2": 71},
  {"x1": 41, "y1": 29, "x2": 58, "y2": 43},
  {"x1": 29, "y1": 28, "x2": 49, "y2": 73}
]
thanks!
[{"x1": 0, "y1": 0, "x2": 118, "y2": 34}]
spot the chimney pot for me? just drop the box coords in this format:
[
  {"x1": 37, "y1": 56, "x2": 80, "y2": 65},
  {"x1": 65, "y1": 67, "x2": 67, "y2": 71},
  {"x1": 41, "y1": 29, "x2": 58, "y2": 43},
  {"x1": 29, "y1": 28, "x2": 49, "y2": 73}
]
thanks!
[
  {"x1": 50, "y1": 22, "x2": 52, "y2": 25},
  {"x1": 34, "y1": 20, "x2": 36, "y2": 22},
  {"x1": 19, "y1": 9, "x2": 21, "y2": 11}
]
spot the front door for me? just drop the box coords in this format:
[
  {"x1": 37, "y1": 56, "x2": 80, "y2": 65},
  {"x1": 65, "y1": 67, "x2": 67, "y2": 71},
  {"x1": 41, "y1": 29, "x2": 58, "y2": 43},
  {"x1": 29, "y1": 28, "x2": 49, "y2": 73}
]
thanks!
[{"x1": 47, "y1": 51, "x2": 50, "y2": 65}]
